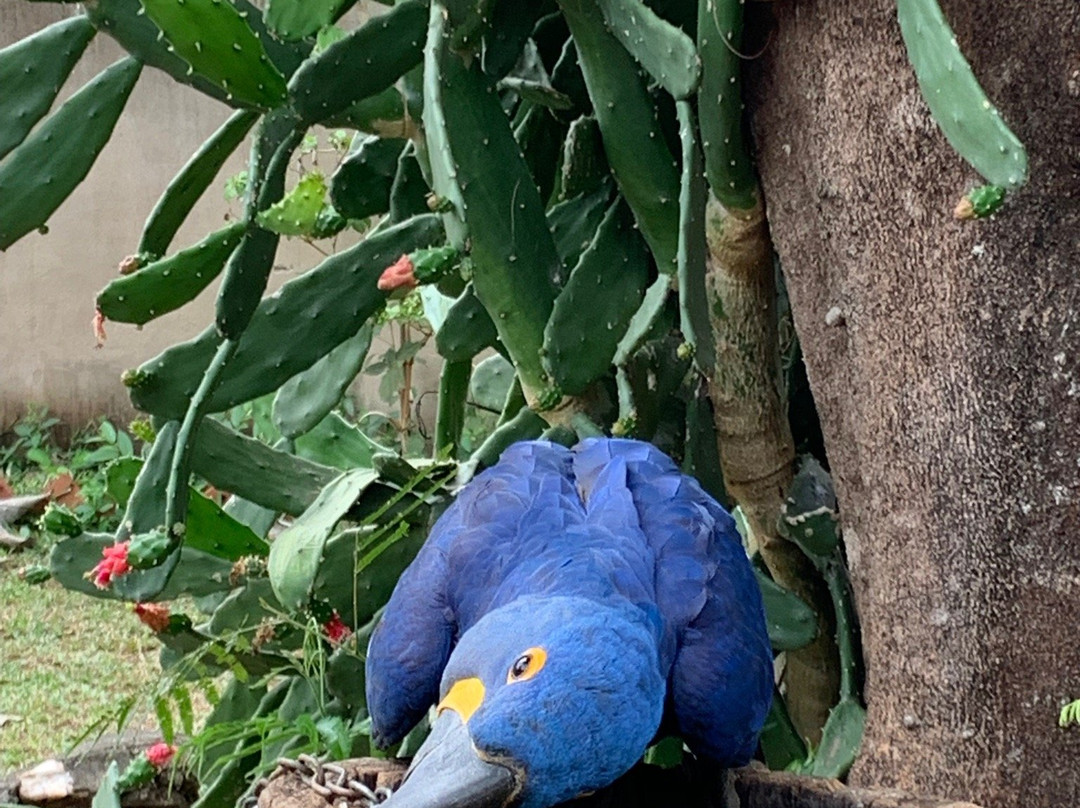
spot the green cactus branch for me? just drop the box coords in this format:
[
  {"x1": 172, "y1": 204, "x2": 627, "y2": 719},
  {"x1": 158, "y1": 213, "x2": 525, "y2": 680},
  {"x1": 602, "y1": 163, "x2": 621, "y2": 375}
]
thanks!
[
  {"x1": 0, "y1": 16, "x2": 97, "y2": 162},
  {"x1": 164, "y1": 339, "x2": 241, "y2": 549},
  {"x1": 697, "y1": 0, "x2": 758, "y2": 210},
  {"x1": 898, "y1": 0, "x2": 1028, "y2": 189},
  {"x1": 426, "y1": 1, "x2": 604, "y2": 426},
  {"x1": 216, "y1": 110, "x2": 304, "y2": 339},
  {"x1": 435, "y1": 359, "x2": 472, "y2": 459},
  {"x1": 697, "y1": 0, "x2": 840, "y2": 745},
  {"x1": 139, "y1": 109, "x2": 259, "y2": 258},
  {"x1": 557, "y1": 0, "x2": 680, "y2": 272}
]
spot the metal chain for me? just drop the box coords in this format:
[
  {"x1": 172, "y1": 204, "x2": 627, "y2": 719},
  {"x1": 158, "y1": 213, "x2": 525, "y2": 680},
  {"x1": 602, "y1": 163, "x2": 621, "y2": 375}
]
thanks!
[{"x1": 247, "y1": 754, "x2": 395, "y2": 808}]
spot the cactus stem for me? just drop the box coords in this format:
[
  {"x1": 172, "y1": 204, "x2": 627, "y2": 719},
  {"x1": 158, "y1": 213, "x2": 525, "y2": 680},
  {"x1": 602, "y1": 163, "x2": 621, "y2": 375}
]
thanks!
[{"x1": 163, "y1": 338, "x2": 239, "y2": 551}]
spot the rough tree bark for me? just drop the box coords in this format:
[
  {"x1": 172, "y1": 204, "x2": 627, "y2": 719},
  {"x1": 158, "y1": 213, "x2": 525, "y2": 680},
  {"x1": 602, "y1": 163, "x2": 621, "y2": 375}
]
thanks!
[{"x1": 748, "y1": 1, "x2": 1080, "y2": 806}]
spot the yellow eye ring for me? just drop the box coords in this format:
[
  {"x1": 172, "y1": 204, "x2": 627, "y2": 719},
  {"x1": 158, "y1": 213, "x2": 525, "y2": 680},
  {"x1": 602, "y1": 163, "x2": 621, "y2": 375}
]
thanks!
[{"x1": 507, "y1": 647, "x2": 547, "y2": 683}]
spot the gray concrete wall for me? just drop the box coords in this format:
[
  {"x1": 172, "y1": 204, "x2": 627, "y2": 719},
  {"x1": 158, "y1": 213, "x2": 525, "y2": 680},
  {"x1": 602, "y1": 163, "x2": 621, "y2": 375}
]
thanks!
[{"x1": 0, "y1": 4, "x2": 438, "y2": 431}]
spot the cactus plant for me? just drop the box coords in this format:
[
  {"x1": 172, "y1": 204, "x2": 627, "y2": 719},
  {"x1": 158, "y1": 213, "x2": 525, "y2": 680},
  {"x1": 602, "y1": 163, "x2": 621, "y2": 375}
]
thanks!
[
  {"x1": 557, "y1": 0, "x2": 680, "y2": 270},
  {"x1": 268, "y1": 468, "x2": 379, "y2": 611},
  {"x1": 273, "y1": 324, "x2": 375, "y2": 439},
  {"x1": 424, "y1": 1, "x2": 560, "y2": 397},
  {"x1": 330, "y1": 135, "x2": 406, "y2": 220},
  {"x1": 216, "y1": 109, "x2": 304, "y2": 338},
  {"x1": 128, "y1": 214, "x2": 443, "y2": 418},
  {"x1": 288, "y1": 0, "x2": 427, "y2": 125},
  {"x1": 264, "y1": 0, "x2": 355, "y2": 42},
  {"x1": 85, "y1": 0, "x2": 231, "y2": 103},
  {"x1": 0, "y1": 0, "x2": 903, "y2": 788},
  {"x1": 190, "y1": 419, "x2": 337, "y2": 516},
  {"x1": 595, "y1": 0, "x2": 701, "y2": 101},
  {"x1": 543, "y1": 200, "x2": 650, "y2": 395},
  {"x1": 955, "y1": 183, "x2": 1007, "y2": 220}
]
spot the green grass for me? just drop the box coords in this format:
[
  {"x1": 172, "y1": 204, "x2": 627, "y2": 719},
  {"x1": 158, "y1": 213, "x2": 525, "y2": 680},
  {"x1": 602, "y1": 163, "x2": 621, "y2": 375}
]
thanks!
[{"x1": 0, "y1": 543, "x2": 162, "y2": 773}]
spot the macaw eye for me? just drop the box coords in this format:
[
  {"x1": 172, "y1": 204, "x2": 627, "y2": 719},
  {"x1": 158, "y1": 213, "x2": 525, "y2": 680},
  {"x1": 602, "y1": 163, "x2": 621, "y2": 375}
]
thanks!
[{"x1": 507, "y1": 646, "x2": 547, "y2": 683}]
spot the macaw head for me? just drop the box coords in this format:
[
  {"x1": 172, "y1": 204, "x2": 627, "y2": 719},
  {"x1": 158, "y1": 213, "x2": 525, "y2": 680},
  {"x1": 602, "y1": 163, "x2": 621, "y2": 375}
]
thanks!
[{"x1": 382, "y1": 595, "x2": 666, "y2": 808}]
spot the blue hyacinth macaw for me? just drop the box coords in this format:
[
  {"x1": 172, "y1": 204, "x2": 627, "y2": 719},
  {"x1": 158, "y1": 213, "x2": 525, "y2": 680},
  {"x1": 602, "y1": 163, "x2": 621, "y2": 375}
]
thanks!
[{"x1": 366, "y1": 438, "x2": 772, "y2": 808}]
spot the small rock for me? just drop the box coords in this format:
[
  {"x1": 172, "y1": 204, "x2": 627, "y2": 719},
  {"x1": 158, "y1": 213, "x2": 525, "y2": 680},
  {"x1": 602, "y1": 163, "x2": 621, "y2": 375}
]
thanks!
[
  {"x1": 0, "y1": 493, "x2": 49, "y2": 523},
  {"x1": 825, "y1": 306, "x2": 845, "y2": 327},
  {"x1": 18, "y1": 760, "x2": 74, "y2": 802}
]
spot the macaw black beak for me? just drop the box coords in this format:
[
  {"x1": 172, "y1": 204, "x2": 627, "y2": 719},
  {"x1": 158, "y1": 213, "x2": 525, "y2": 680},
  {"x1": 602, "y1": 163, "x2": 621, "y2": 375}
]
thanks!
[{"x1": 382, "y1": 709, "x2": 518, "y2": 808}]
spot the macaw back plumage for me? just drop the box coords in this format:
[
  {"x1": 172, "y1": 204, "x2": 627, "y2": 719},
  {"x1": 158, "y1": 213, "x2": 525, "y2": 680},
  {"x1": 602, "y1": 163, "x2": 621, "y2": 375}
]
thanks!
[{"x1": 367, "y1": 438, "x2": 772, "y2": 808}]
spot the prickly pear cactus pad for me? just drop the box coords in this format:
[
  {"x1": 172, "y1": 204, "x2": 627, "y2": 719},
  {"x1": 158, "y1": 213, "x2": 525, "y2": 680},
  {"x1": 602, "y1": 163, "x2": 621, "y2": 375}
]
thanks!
[
  {"x1": 897, "y1": 0, "x2": 1028, "y2": 188},
  {"x1": 138, "y1": 0, "x2": 288, "y2": 109}
]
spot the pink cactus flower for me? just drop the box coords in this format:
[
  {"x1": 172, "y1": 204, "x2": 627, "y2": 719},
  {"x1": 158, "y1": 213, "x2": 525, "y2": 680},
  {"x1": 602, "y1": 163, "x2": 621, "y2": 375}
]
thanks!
[
  {"x1": 323, "y1": 611, "x2": 352, "y2": 643},
  {"x1": 91, "y1": 541, "x2": 130, "y2": 589},
  {"x1": 377, "y1": 254, "x2": 417, "y2": 292},
  {"x1": 145, "y1": 742, "x2": 176, "y2": 769}
]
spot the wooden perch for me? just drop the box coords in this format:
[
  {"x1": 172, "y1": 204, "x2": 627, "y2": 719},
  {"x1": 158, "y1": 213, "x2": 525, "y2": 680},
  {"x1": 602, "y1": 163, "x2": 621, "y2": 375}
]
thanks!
[{"x1": 253, "y1": 758, "x2": 984, "y2": 808}]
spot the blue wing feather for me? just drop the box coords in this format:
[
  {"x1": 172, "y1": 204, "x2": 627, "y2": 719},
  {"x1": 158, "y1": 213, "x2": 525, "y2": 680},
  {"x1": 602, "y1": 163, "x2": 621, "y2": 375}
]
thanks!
[{"x1": 367, "y1": 438, "x2": 771, "y2": 761}]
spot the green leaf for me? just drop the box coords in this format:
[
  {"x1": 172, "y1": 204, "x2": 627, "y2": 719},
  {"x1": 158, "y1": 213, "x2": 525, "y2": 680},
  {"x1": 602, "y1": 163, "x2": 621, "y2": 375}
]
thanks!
[
  {"x1": 107, "y1": 453, "x2": 267, "y2": 560},
  {"x1": 755, "y1": 569, "x2": 819, "y2": 652},
  {"x1": 268, "y1": 469, "x2": 379, "y2": 611},
  {"x1": 313, "y1": 522, "x2": 426, "y2": 630},
  {"x1": 155, "y1": 695, "x2": 175, "y2": 743},
  {"x1": 99, "y1": 420, "x2": 118, "y2": 444},
  {"x1": 173, "y1": 685, "x2": 195, "y2": 735}
]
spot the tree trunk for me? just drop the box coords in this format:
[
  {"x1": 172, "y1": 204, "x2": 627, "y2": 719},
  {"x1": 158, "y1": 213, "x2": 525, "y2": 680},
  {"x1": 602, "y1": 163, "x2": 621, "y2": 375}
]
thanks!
[{"x1": 748, "y1": 2, "x2": 1080, "y2": 806}]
